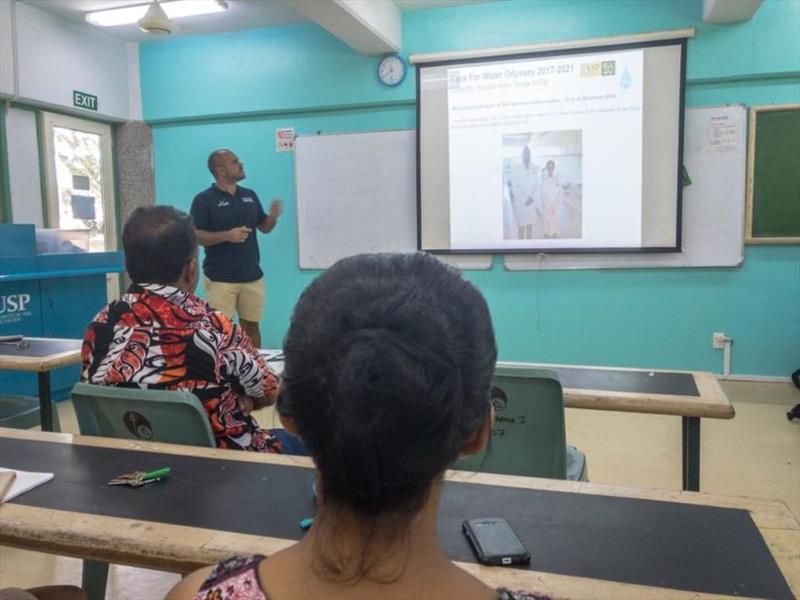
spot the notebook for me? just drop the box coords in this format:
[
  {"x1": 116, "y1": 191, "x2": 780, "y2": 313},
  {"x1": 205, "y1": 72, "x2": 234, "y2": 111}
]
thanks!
[{"x1": 0, "y1": 467, "x2": 54, "y2": 503}]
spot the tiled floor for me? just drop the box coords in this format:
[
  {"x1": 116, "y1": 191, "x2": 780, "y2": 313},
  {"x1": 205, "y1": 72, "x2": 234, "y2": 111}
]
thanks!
[{"x1": 1, "y1": 380, "x2": 798, "y2": 599}]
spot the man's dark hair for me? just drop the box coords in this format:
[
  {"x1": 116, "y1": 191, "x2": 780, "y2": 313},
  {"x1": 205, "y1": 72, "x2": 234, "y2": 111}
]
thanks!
[
  {"x1": 278, "y1": 252, "x2": 497, "y2": 581},
  {"x1": 207, "y1": 149, "x2": 231, "y2": 175},
  {"x1": 122, "y1": 206, "x2": 196, "y2": 285}
]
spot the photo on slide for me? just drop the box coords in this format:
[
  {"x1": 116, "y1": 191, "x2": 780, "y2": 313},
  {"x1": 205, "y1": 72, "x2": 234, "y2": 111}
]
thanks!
[{"x1": 502, "y1": 130, "x2": 583, "y2": 241}]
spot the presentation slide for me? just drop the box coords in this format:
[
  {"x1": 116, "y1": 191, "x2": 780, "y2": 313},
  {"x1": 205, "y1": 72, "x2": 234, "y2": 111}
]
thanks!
[{"x1": 418, "y1": 41, "x2": 685, "y2": 253}]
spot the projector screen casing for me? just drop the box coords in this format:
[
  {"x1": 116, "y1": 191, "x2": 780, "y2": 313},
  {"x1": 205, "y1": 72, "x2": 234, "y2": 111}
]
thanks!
[{"x1": 416, "y1": 38, "x2": 687, "y2": 254}]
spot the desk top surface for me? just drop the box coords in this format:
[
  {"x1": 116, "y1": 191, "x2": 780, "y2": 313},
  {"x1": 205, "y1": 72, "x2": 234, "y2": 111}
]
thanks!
[
  {"x1": 0, "y1": 428, "x2": 795, "y2": 600},
  {"x1": 0, "y1": 340, "x2": 732, "y2": 420},
  {"x1": 0, "y1": 338, "x2": 82, "y2": 372},
  {"x1": 496, "y1": 361, "x2": 733, "y2": 419}
]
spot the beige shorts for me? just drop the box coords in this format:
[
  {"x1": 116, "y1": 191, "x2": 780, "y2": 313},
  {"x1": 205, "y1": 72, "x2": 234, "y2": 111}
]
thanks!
[{"x1": 204, "y1": 277, "x2": 265, "y2": 322}]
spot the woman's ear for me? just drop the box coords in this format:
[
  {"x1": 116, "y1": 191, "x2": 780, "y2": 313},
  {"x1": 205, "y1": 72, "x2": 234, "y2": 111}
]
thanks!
[
  {"x1": 276, "y1": 383, "x2": 301, "y2": 435},
  {"x1": 280, "y1": 413, "x2": 299, "y2": 436},
  {"x1": 460, "y1": 405, "x2": 494, "y2": 457}
]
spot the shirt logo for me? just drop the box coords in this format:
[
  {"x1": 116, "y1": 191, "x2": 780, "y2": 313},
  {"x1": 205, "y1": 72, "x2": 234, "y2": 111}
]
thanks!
[
  {"x1": 217, "y1": 200, "x2": 230, "y2": 207},
  {"x1": 242, "y1": 196, "x2": 254, "y2": 203}
]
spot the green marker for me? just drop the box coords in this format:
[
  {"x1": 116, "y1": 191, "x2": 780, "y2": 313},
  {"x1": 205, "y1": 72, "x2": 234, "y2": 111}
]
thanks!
[
  {"x1": 141, "y1": 467, "x2": 171, "y2": 481},
  {"x1": 681, "y1": 165, "x2": 692, "y2": 187}
]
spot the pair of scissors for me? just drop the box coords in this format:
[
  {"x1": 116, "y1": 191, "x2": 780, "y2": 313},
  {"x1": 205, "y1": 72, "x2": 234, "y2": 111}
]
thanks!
[{"x1": 108, "y1": 467, "x2": 171, "y2": 487}]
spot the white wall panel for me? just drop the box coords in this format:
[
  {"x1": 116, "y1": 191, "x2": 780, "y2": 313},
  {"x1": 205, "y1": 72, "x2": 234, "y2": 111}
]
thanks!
[
  {"x1": 14, "y1": 1, "x2": 131, "y2": 120},
  {"x1": 0, "y1": 1, "x2": 15, "y2": 96},
  {"x1": 6, "y1": 107, "x2": 44, "y2": 227}
]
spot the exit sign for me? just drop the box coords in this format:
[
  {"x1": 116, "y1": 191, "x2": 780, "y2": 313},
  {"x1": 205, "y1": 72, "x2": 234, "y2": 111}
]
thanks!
[{"x1": 73, "y1": 90, "x2": 98, "y2": 111}]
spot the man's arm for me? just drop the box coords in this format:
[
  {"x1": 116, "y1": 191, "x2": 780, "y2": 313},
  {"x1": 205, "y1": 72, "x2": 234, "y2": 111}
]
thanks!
[
  {"x1": 195, "y1": 227, "x2": 250, "y2": 247},
  {"x1": 191, "y1": 193, "x2": 251, "y2": 246},
  {"x1": 199, "y1": 314, "x2": 279, "y2": 450},
  {"x1": 216, "y1": 317, "x2": 278, "y2": 407},
  {"x1": 258, "y1": 199, "x2": 283, "y2": 234}
]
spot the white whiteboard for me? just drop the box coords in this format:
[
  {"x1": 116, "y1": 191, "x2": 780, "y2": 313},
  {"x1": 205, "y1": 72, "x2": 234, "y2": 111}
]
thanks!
[
  {"x1": 295, "y1": 130, "x2": 416, "y2": 269},
  {"x1": 504, "y1": 104, "x2": 746, "y2": 270},
  {"x1": 295, "y1": 130, "x2": 492, "y2": 270},
  {"x1": 295, "y1": 105, "x2": 745, "y2": 271}
]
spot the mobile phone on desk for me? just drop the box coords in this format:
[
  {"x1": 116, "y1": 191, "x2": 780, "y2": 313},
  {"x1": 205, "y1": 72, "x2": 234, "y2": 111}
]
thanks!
[{"x1": 463, "y1": 518, "x2": 530, "y2": 566}]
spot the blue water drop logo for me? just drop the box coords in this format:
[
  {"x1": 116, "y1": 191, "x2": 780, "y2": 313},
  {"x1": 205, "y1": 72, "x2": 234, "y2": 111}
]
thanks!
[{"x1": 620, "y1": 67, "x2": 632, "y2": 89}]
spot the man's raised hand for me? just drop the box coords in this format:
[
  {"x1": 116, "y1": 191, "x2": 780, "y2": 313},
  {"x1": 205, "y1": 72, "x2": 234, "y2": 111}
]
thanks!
[{"x1": 269, "y1": 199, "x2": 283, "y2": 220}]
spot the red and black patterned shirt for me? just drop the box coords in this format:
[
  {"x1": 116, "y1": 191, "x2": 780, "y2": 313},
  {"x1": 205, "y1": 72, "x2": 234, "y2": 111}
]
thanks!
[{"x1": 81, "y1": 283, "x2": 281, "y2": 452}]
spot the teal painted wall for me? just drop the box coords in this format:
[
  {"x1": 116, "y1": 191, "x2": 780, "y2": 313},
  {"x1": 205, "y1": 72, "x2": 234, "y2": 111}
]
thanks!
[{"x1": 140, "y1": 0, "x2": 800, "y2": 376}]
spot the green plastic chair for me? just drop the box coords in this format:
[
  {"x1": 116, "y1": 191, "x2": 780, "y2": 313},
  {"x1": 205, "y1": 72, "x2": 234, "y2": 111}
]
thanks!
[
  {"x1": 71, "y1": 382, "x2": 215, "y2": 447},
  {"x1": 455, "y1": 366, "x2": 588, "y2": 481},
  {"x1": 70, "y1": 383, "x2": 216, "y2": 600},
  {"x1": 0, "y1": 395, "x2": 61, "y2": 432}
]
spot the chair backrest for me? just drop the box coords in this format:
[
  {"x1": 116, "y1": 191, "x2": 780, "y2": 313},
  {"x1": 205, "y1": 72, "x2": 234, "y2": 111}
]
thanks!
[
  {"x1": 71, "y1": 383, "x2": 216, "y2": 448},
  {"x1": 455, "y1": 366, "x2": 567, "y2": 479}
]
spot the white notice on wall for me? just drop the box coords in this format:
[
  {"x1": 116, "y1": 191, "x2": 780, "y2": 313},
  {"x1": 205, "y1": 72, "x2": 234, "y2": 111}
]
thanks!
[
  {"x1": 276, "y1": 128, "x2": 295, "y2": 152},
  {"x1": 704, "y1": 114, "x2": 740, "y2": 152}
]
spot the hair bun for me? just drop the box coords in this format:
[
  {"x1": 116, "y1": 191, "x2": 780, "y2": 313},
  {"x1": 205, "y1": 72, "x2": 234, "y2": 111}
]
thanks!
[{"x1": 333, "y1": 328, "x2": 455, "y2": 428}]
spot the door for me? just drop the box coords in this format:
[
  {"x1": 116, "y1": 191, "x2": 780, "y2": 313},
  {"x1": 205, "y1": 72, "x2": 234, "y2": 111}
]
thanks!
[{"x1": 40, "y1": 112, "x2": 119, "y2": 300}]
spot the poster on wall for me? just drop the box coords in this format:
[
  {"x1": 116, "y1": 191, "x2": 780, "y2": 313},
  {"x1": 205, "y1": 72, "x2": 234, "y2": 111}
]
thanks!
[{"x1": 276, "y1": 127, "x2": 295, "y2": 152}]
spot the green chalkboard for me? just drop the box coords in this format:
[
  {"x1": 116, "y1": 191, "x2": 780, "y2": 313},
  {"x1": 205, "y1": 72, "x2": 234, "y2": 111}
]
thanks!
[{"x1": 746, "y1": 105, "x2": 800, "y2": 243}]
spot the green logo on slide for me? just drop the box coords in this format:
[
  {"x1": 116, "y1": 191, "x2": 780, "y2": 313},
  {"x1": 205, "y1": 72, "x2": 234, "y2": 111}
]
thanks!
[{"x1": 601, "y1": 61, "x2": 616, "y2": 76}]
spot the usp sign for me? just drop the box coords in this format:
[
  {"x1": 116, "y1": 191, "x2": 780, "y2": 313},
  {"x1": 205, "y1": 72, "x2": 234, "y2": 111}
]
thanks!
[{"x1": 73, "y1": 91, "x2": 98, "y2": 111}]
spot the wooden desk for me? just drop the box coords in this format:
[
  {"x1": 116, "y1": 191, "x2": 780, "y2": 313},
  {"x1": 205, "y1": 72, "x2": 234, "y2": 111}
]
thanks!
[
  {"x1": 1, "y1": 428, "x2": 796, "y2": 600},
  {"x1": 498, "y1": 361, "x2": 733, "y2": 492},
  {"x1": 0, "y1": 337, "x2": 82, "y2": 431}
]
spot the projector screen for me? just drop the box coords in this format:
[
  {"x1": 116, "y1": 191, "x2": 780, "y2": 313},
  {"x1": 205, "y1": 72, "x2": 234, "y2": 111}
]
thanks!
[{"x1": 417, "y1": 38, "x2": 687, "y2": 253}]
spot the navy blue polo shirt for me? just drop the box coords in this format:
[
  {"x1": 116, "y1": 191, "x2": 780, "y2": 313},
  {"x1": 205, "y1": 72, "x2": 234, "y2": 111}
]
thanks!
[{"x1": 190, "y1": 184, "x2": 268, "y2": 283}]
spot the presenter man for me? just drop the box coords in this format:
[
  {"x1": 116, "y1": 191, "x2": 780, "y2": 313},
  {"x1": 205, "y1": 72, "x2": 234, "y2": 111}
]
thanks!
[
  {"x1": 538, "y1": 159, "x2": 563, "y2": 238},
  {"x1": 190, "y1": 149, "x2": 282, "y2": 348},
  {"x1": 508, "y1": 146, "x2": 539, "y2": 239}
]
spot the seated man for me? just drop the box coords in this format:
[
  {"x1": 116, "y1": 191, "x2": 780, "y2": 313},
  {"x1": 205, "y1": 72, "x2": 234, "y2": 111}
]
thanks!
[{"x1": 81, "y1": 205, "x2": 302, "y2": 454}]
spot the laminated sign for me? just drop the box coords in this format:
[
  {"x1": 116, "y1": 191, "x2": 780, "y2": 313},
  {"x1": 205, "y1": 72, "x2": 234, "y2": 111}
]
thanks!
[{"x1": 276, "y1": 128, "x2": 295, "y2": 152}]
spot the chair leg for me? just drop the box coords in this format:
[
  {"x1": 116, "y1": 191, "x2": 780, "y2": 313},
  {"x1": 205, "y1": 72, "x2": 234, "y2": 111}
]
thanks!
[{"x1": 81, "y1": 560, "x2": 109, "y2": 600}]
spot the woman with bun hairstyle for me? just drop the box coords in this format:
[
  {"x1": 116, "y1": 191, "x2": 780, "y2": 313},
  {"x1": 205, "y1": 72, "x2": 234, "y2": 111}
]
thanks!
[{"x1": 168, "y1": 252, "x2": 545, "y2": 600}]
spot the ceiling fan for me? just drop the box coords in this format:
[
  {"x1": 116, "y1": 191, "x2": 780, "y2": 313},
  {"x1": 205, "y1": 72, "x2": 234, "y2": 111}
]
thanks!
[{"x1": 137, "y1": 0, "x2": 229, "y2": 35}]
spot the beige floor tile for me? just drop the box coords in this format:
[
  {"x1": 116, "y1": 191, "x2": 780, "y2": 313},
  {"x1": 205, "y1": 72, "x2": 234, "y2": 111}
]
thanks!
[
  {"x1": 0, "y1": 547, "x2": 82, "y2": 589},
  {"x1": 565, "y1": 408, "x2": 683, "y2": 490},
  {"x1": 703, "y1": 383, "x2": 800, "y2": 520},
  {"x1": 0, "y1": 547, "x2": 179, "y2": 600},
  {"x1": 3, "y1": 380, "x2": 799, "y2": 598},
  {"x1": 564, "y1": 380, "x2": 800, "y2": 519},
  {"x1": 104, "y1": 565, "x2": 181, "y2": 600}
]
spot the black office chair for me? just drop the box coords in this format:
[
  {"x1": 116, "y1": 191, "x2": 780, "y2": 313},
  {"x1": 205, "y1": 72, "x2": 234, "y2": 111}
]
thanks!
[{"x1": 787, "y1": 369, "x2": 800, "y2": 422}]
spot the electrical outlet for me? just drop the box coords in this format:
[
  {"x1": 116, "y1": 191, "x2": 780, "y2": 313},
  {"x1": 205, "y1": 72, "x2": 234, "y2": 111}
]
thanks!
[{"x1": 712, "y1": 332, "x2": 726, "y2": 349}]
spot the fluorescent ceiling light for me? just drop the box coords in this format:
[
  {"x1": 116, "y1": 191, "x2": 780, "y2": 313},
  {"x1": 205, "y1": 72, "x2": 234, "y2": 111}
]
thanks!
[{"x1": 86, "y1": 0, "x2": 227, "y2": 27}]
